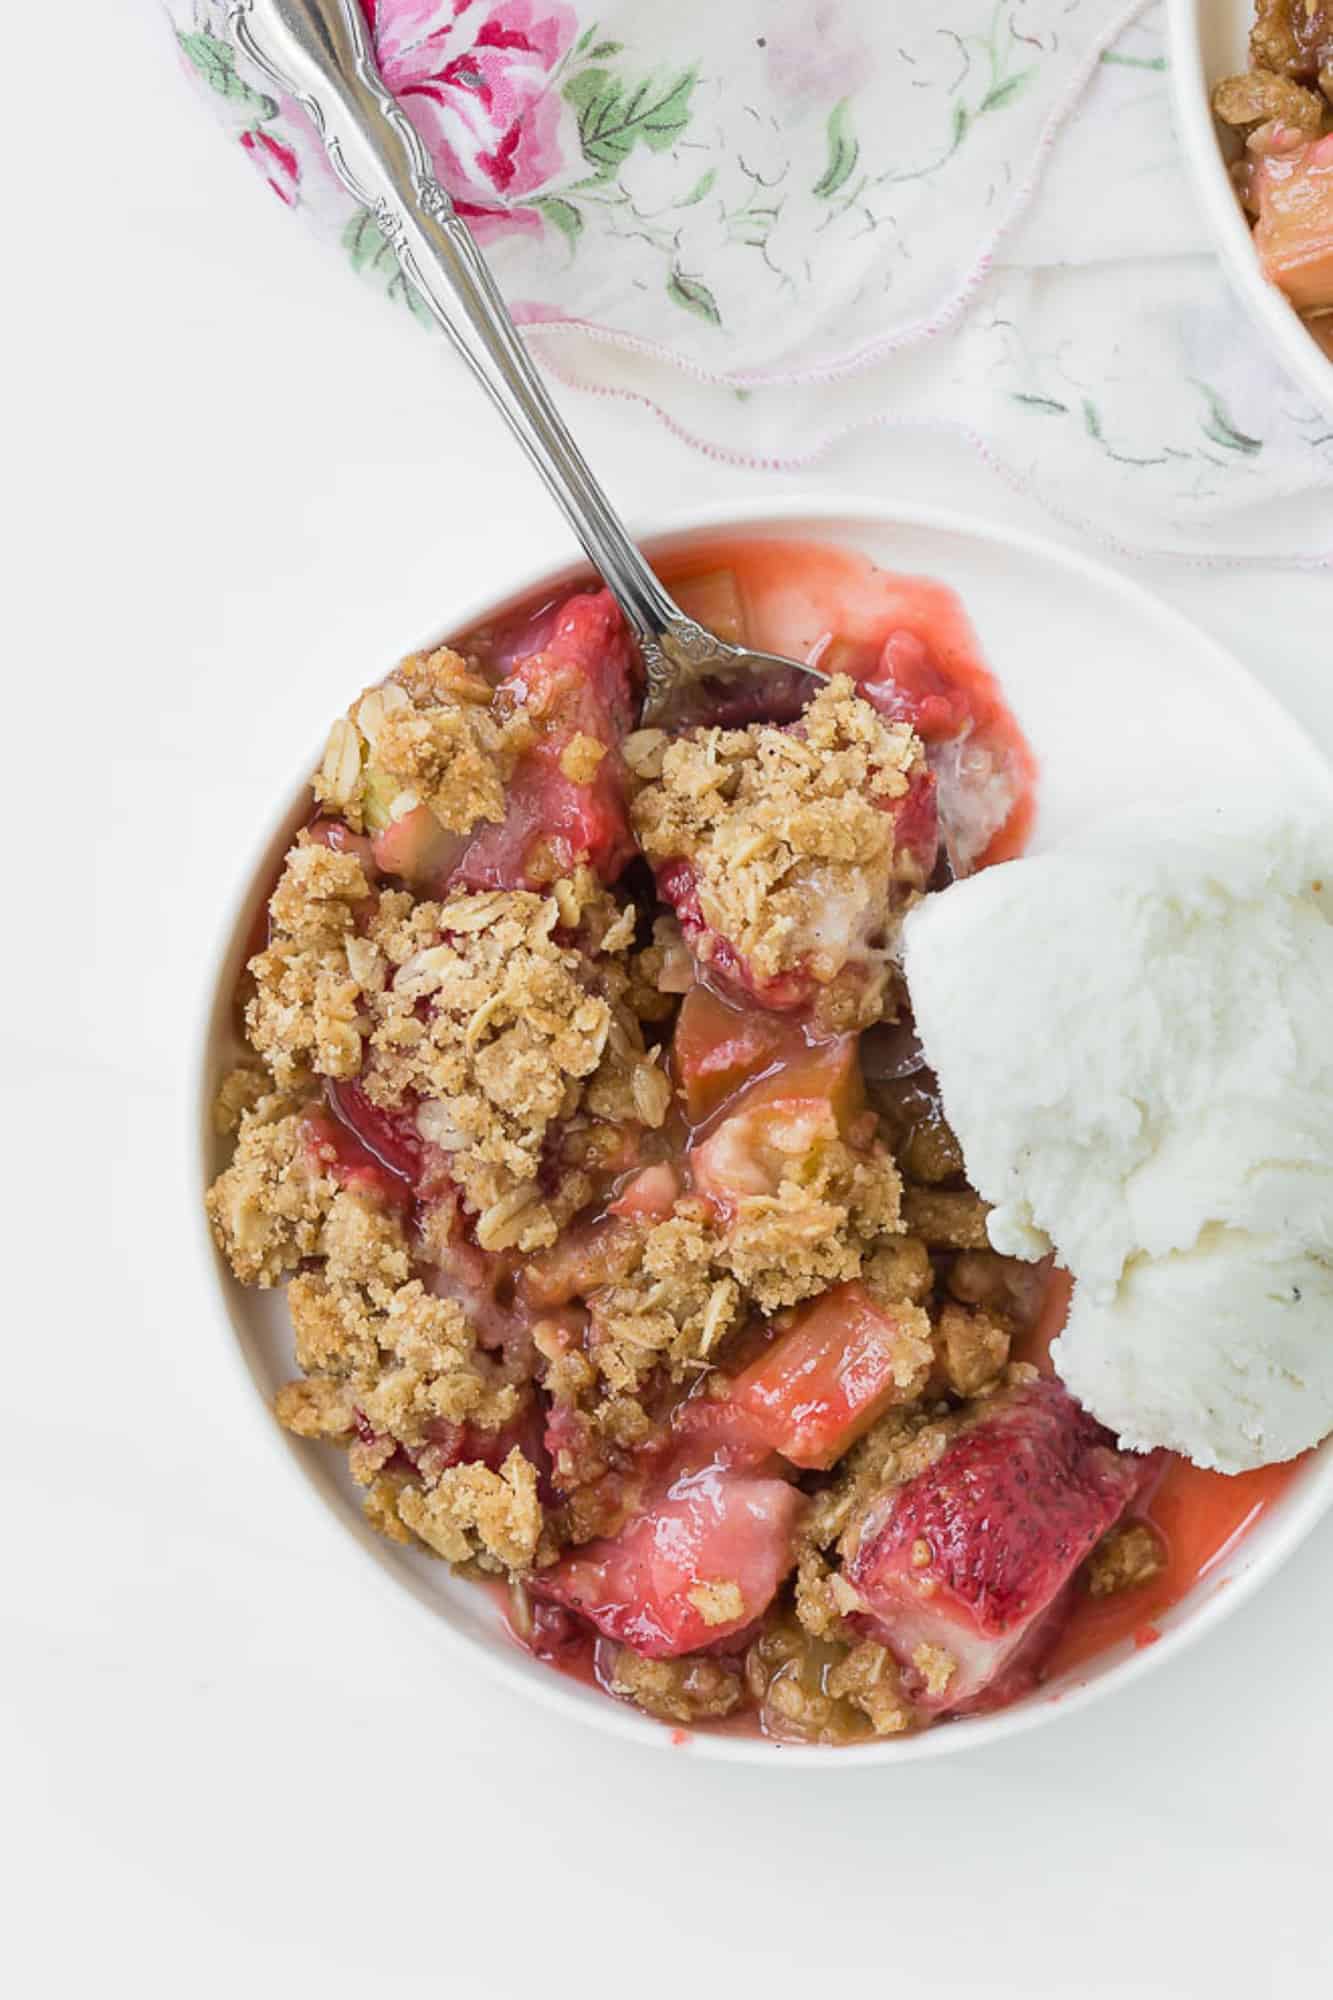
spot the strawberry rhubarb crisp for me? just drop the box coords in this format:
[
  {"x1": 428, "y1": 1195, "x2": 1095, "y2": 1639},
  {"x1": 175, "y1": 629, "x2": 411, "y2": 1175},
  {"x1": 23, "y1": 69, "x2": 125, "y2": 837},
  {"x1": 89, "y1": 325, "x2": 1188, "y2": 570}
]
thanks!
[{"x1": 206, "y1": 555, "x2": 1156, "y2": 1744}]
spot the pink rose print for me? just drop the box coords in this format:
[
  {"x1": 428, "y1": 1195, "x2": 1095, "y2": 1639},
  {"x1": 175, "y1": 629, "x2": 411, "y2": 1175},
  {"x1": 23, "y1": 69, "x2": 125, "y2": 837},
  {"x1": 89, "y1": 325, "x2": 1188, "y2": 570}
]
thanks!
[
  {"x1": 360, "y1": 0, "x2": 575, "y2": 239},
  {"x1": 240, "y1": 127, "x2": 301, "y2": 206}
]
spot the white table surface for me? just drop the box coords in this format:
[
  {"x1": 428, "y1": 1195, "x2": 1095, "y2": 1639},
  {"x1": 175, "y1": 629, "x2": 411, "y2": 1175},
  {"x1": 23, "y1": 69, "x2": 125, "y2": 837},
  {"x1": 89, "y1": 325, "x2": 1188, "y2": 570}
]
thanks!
[{"x1": 7, "y1": 6, "x2": 1333, "y2": 1995}]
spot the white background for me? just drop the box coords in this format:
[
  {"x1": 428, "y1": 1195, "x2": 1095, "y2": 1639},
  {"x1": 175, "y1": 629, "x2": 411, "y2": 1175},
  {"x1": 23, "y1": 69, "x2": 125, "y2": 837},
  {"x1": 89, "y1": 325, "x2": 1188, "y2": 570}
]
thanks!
[{"x1": 6, "y1": 5, "x2": 1333, "y2": 1994}]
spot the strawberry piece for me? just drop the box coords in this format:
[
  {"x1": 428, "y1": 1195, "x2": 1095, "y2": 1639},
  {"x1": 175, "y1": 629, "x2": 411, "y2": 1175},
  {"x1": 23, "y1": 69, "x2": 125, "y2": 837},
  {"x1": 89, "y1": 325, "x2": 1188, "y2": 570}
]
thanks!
[
  {"x1": 725, "y1": 1283, "x2": 932, "y2": 1471},
  {"x1": 535, "y1": 1460, "x2": 805, "y2": 1658},
  {"x1": 672, "y1": 986, "x2": 811, "y2": 1122},
  {"x1": 302, "y1": 1105, "x2": 412, "y2": 1212},
  {"x1": 325, "y1": 1079, "x2": 424, "y2": 1187},
  {"x1": 862, "y1": 630, "x2": 974, "y2": 743},
  {"x1": 502, "y1": 589, "x2": 637, "y2": 732},
  {"x1": 451, "y1": 589, "x2": 638, "y2": 891},
  {"x1": 844, "y1": 1378, "x2": 1144, "y2": 1713}
]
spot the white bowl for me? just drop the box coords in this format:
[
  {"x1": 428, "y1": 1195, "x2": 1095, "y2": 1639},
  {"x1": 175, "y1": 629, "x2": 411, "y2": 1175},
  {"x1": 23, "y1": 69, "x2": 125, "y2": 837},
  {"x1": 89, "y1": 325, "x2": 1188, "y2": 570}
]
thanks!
[
  {"x1": 195, "y1": 495, "x2": 1333, "y2": 1764},
  {"x1": 1167, "y1": 0, "x2": 1333, "y2": 418}
]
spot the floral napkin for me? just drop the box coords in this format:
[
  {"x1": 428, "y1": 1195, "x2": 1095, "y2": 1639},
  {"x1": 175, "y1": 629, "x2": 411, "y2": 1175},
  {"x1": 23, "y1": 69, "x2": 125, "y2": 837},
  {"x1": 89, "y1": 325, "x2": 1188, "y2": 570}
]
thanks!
[{"x1": 167, "y1": 0, "x2": 1333, "y2": 563}]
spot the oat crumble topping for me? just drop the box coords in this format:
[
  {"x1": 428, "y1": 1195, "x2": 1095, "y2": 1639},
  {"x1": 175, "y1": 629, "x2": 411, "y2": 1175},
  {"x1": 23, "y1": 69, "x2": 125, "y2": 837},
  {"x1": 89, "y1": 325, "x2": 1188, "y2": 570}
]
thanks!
[
  {"x1": 606, "y1": 1648, "x2": 744, "y2": 1725},
  {"x1": 314, "y1": 644, "x2": 532, "y2": 836},
  {"x1": 911, "y1": 1641, "x2": 957, "y2": 1699},
  {"x1": 205, "y1": 1101, "x2": 336, "y2": 1286},
  {"x1": 1085, "y1": 1521, "x2": 1167, "y2": 1599},
  {"x1": 246, "y1": 841, "x2": 373, "y2": 1086},
  {"x1": 362, "y1": 880, "x2": 648, "y2": 1250},
  {"x1": 398, "y1": 1448, "x2": 543, "y2": 1571},
  {"x1": 630, "y1": 676, "x2": 927, "y2": 1022}
]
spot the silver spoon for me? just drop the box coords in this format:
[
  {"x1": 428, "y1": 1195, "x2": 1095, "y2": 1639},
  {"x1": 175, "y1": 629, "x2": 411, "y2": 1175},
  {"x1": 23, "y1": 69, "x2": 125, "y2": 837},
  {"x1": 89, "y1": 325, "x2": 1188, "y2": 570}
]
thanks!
[{"x1": 227, "y1": 0, "x2": 827, "y2": 731}]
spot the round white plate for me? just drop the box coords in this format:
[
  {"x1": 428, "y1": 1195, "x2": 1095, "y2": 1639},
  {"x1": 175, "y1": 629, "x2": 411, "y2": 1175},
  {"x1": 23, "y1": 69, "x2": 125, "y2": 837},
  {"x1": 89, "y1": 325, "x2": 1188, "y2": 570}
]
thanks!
[
  {"x1": 196, "y1": 495, "x2": 1333, "y2": 1765},
  {"x1": 1167, "y1": 0, "x2": 1333, "y2": 420}
]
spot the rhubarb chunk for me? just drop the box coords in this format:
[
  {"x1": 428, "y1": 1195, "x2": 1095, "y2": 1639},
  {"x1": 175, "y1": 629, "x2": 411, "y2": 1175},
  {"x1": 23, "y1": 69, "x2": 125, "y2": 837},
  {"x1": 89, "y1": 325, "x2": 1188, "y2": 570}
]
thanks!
[
  {"x1": 1253, "y1": 133, "x2": 1333, "y2": 312},
  {"x1": 673, "y1": 986, "x2": 810, "y2": 1122},
  {"x1": 726, "y1": 1283, "x2": 934, "y2": 1470},
  {"x1": 688, "y1": 1036, "x2": 864, "y2": 1207},
  {"x1": 843, "y1": 1378, "x2": 1144, "y2": 1712}
]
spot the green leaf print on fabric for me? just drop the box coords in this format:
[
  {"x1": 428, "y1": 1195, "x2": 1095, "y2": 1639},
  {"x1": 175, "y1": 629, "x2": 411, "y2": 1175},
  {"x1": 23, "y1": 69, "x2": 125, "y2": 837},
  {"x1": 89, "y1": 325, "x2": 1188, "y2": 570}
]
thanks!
[
  {"x1": 343, "y1": 212, "x2": 434, "y2": 329},
  {"x1": 679, "y1": 168, "x2": 718, "y2": 207},
  {"x1": 1082, "y1": 399, "x2": 1169, "y2": 467},
  {"x1": 534, "y1": 196, "x2": 585, "y2": 250},
  {"x1": 813, "y1": 100, "x2": 859, "y2": 199},
  {"x1": 564, "y1": 65, "x2": 697, "y2": 180},
  {"x1": 979, "y1": 69, "x2": 1035, "y2": 114},
  {"x1": 667, "y1": 268, "x2": 722, "y2": 326},
  {"x1": 178, "y1": 30, "x2": 278, "y2": 121},
  {"x1": 1194, "y1": 383, "x2": 1264, "y2": 455}
]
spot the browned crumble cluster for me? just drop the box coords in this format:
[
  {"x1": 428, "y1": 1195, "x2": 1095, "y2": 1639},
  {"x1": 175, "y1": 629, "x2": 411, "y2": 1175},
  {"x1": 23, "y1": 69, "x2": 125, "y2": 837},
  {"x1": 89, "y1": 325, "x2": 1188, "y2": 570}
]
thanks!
[
  {"x1": 1085, "y1": 1521, "x2": 1167, "y2": 1599},
  {"x1": 314, "y1": 643, "x2": 533, "y2": 837},
  {"x1": 1213, "y1": 2, "x2": 1333, "y2": 137},
  {"x1": 239, "y1": 835, "x2": 663, "y2": 1255},
  {"x1": 205, "y1": 1097, "x2": 336, "y2": 1286},
  {"x1": 356, "y1": 876, "x2": 655, "y2": 1252},
  {"x1": 628, "y1": 676, "x2": 928, "y2": 1026}
]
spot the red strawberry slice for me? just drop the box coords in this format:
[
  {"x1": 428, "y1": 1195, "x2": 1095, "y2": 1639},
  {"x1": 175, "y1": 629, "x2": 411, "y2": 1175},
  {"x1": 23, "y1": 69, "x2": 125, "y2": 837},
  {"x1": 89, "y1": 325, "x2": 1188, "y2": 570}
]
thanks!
[
  {"x1": 535, "y1": 1460, "x2": 805, "y2": 1659},
  {"x1": 862, "y1": 630, "x2": 974, "y2": 743},
  {"x1": 451, "y1": 589, "x2": 638, "y2": 891},
  {"x1": 325, "y1": 1079, "x2": 424, "y2": 1187},
  {"x1": 302, "y1": 1105, "x2": 412, "y2": 1212},
  {"x1": 844, "y1": 1378, "x2": 1144, "y2": 1713},
  {"x1": 501, "y1": 589, "x2": 638, "y2": 736}
]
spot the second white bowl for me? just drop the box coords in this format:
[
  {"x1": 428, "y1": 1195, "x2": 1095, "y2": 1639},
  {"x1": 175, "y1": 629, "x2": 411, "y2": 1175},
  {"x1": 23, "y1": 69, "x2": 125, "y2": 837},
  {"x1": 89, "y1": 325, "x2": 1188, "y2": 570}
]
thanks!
[{"x1": 1167, "y1": 0, "x2": 1333, "y2": 419}]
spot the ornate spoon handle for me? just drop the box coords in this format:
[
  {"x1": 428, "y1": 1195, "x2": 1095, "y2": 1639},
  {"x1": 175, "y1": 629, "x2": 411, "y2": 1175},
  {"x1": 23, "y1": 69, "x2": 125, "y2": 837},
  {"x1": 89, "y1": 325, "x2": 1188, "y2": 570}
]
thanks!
[{"x1": 228, "y1": 0, "x2": 701, "y2": 687}]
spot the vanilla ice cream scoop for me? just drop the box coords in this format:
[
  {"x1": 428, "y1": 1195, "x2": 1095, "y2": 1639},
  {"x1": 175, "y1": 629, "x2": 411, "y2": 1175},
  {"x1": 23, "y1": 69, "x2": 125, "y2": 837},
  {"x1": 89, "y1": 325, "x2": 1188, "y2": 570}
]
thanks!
[
  {"x1": 1056, "y1": 1227, "x2": 1333, "y2": 1473},
  {"x1": 901, "y1": 808, "x2": 1333, "y2": 1471}
]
